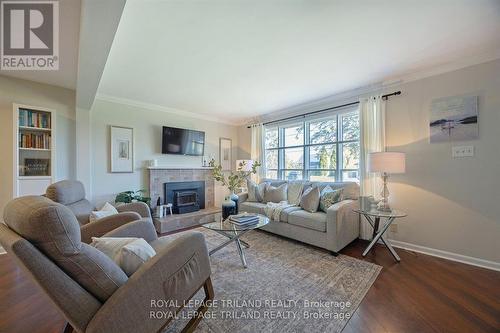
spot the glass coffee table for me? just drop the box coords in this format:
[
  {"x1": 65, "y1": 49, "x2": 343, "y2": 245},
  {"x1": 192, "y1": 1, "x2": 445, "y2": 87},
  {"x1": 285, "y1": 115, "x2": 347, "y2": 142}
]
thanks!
[
  {"x1": 203, "y1": 215, "x2": 269, "y2": 268},
  {"x1": 353, "y1": 209, "x2": 407, "y2": 262}
]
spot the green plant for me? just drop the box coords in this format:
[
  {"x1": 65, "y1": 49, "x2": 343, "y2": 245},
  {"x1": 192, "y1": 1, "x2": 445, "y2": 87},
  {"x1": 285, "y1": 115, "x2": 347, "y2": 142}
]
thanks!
[
  {"x1": 209, "y1": 159, "x2": 261, "y2": 192},
  {"x1": 115, "y1": 190, "x2": 151, "y2": 206}
]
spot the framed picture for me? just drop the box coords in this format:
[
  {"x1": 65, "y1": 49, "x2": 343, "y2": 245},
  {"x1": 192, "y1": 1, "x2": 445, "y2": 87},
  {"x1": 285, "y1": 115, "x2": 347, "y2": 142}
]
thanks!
[
  {"x1": 110, "y1": 126, "x2": 134, "y2": 173},
  {"x1": 219, "y1": 137, "x2": 232, "y2": 171},
  {"x1": 429, "y1": 95, "x2": 478, "y2": 143}
]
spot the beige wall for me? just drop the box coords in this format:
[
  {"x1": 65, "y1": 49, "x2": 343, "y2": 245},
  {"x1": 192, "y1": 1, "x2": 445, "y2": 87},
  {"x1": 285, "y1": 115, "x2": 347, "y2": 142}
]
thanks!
[
  {"x1": 385, "y1": 59, "x2": 500, "y2": 263},
  {"x1": 0, "y1": 75, "x2": 76, "y2": 217},
  {"x1": 90, "y1": 99, "x2": 240, "y2": 206}
]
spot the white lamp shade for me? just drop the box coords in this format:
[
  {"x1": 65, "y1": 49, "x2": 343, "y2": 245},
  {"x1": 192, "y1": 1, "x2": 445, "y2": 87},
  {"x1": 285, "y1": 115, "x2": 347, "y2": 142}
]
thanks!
[
  {"x1": 236, "y1": 160, "x2": 254, "y2": 171},
  {"x1": 368, "y1": 152, "x2": 406, "y2": 174}
]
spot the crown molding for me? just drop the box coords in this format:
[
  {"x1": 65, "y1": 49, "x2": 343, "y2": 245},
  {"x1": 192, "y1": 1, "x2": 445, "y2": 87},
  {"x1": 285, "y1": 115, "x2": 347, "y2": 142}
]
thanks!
[{"x1": 94, "y1": 94, "x2": 242, "y2": 126}]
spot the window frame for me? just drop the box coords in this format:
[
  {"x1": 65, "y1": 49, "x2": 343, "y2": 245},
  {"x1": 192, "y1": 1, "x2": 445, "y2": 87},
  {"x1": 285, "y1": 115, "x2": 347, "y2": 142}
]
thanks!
[{"x1": 263, "y1": 107, "x2": 359, "y2": 182}]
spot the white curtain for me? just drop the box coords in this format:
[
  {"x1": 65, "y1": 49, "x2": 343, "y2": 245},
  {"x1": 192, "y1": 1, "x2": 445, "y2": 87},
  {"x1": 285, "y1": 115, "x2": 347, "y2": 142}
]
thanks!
[
  {"x1": 359, "y1": 96, "x2": 386, "y2": 240},
  {"x1": 250, "y1": 124, "x2": 265, "y2": 182}
]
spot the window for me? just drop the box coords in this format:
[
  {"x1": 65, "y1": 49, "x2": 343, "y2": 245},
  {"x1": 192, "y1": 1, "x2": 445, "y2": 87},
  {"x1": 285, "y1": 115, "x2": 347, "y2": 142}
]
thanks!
[{"x1": 263, "y1": 109, "x2": 360, "y2": 182}]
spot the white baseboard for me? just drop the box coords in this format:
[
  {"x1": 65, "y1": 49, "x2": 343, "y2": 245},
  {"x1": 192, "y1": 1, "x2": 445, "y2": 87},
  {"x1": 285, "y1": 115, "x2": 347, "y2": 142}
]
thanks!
[{"x1": 389, "y1": 239, "x2": 500, "y2": 272}]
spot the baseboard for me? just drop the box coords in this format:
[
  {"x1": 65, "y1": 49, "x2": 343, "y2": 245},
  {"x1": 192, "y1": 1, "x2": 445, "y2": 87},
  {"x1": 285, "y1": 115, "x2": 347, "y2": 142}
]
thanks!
[{"x1": 389, "y1": 239, "x2": 500, "y2": 272}]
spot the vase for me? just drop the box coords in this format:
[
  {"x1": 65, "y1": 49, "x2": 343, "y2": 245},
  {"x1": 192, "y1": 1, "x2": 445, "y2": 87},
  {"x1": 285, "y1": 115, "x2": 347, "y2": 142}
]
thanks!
[
  {"x1": 229, "y1": 191, "x2": 239, "y2": 214},
  {"x1": 221, "y1": 196, "x2": 236, "y2": 220}
]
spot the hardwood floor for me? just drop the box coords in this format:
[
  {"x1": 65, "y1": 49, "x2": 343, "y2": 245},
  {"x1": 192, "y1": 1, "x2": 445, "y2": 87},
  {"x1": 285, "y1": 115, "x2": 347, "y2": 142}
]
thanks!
[{"x1": 0, "y1": 239, "x2": 499, "y2": 333}]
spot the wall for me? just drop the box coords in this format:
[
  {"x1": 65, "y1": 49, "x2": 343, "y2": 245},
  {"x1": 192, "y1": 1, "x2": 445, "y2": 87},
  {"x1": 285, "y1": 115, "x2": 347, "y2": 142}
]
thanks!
[
  {"x1": 0, "y1": 75, "x2": 76, "y2": 217},
  {"x1": 385, "y1": 59, "x2": 500, "y2": 264},
  {"x1": 90, "y1": 98, "x2": 240, "y2": 206},
  {"x1": 240, "y1": 59, "x2": 500, "y2": 265}
]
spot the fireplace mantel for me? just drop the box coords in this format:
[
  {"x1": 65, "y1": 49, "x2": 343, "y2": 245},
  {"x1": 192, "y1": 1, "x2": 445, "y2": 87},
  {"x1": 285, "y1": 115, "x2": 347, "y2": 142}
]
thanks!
[{"x1": 147, "y1": 166, "x2": 213, "y2": 170}]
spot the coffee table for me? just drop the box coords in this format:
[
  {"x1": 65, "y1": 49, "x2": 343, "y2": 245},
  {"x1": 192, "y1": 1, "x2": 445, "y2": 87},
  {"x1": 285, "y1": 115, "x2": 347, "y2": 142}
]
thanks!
[
  {"x1": 203, "y1": 215, "x2": 269, "y2": 268},
  {"x1": 353, "y1": 209, "x2": 407, "y2": 262}
]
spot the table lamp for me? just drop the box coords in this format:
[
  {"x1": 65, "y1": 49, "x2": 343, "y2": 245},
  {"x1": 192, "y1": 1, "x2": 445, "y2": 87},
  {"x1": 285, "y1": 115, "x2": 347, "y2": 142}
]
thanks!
[{"x1": 367, "y1": 152, "x2": 406, "y2": 211}]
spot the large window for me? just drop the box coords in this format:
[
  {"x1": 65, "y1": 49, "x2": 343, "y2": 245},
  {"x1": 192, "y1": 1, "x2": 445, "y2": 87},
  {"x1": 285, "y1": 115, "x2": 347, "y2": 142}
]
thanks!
[{"x1": 264, "y1": 109, "x2": 360, "y2": 182}]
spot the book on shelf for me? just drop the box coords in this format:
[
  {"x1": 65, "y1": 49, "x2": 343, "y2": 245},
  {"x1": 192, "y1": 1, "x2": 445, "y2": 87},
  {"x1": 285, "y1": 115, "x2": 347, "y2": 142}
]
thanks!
[
  {"x1": 19, "y1": 109, "x2": 51, "y2": 129},
  {"x1": 19, "y1": 132, "x2": 51, "y2": 149}
]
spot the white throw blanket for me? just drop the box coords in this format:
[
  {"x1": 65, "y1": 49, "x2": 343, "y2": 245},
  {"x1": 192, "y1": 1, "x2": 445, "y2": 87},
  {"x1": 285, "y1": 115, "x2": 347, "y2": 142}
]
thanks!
[{"x1": 264, "y1": 201, "x2": 294, "y2": 221}]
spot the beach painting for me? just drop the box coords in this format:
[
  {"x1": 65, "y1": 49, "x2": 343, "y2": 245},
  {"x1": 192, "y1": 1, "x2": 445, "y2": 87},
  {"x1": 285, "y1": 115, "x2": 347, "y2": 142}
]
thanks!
[{"x1": 430, "y1": 95, "x2": 478, "y2": 143}]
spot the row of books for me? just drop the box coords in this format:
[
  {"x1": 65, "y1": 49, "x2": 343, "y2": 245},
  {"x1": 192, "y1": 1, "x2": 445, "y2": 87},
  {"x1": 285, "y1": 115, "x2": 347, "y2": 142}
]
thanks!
[
  {"x1": 19, "y1": 133, "x2": 51, "y2": 149},
  {"x1": 19, "y1": 109, "x2": 51, "y2": 129},
  {"x1": 229, "y1": 214, "x2": 259, "y2": 226}
]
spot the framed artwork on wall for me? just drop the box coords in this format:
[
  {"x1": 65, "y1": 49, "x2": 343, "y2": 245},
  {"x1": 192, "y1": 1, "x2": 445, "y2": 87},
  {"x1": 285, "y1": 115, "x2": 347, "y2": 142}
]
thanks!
[
  {"x1": 219, "y1": 137, "x2": 232, "y2": 171},
  {"x1": 110, "y1": 126, "x2": 134, "y2": 173}
]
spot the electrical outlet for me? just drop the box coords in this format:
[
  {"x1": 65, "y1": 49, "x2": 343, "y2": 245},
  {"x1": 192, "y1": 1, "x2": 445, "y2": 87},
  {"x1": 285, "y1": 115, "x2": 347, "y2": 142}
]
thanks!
[
  {"x1": 452, "y1": 145, "x2": 474, "y2": 158},
  {"x1": 389, "y1": 224, "x2": 398, "y2": 233}
]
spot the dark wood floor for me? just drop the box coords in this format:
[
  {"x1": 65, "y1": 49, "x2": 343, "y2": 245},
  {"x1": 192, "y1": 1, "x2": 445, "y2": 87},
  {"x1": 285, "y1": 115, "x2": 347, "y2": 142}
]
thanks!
[{"x1": 1, "y1": 239, "x2": 499, "y2": 333}]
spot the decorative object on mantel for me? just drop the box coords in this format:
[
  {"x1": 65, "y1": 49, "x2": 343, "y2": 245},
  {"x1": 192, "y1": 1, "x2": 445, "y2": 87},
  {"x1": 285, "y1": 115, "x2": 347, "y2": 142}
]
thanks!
[
  {"x1": 115, "y1": 189, "x2": 151, "y2": 207},
  {"x1": 110, "y1": 126, "x2": 134, "y2": 173},
  {"x1": 429, "y1": 95, "x2": 478, "y2": 143},
  {"x1": 219, "y1": 137, "x2": 232, "y2": 171},
  {"x1": 367, "y1": 152, "x2": 405, "y2": 212},
  {"x1": 209, "y1": 159, "x2": 260, "y2": 215}
]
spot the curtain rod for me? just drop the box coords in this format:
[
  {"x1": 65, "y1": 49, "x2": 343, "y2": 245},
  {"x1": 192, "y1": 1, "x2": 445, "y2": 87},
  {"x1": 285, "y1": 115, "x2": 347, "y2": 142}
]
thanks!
[{"x1": 247, "y1": 90, "x2": 401, "y2": 128}]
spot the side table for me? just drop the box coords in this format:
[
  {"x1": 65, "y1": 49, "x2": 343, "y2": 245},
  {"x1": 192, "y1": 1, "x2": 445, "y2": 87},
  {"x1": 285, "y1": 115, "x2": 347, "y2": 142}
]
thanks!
[{"x1": 353, "y1": 209, "x2": 407, "y2": 262}]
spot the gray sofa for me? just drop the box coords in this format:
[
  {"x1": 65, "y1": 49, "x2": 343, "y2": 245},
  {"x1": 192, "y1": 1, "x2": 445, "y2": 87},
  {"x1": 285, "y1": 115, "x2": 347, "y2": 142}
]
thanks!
[{"x1": 239, "y1": 180, "x2": 360, "y2": 253}]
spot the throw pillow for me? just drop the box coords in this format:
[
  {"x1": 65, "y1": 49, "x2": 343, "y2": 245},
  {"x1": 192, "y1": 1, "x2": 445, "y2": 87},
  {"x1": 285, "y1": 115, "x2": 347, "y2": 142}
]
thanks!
[
  {"x1": 264, "y1": 183, "x2": 287, "y2": 203},
  {"x1": 89, "y1": 202, "x2": 118, "y2": 223},
  {"x1": 300, "y1": 186, "x2": 321, "y2": 213},
  {"x1": 319, "y1": 186, "x2": 344, "y2": 212},
  {"x1": 91, "y1": 237, "x2": 156, "y2": 276},
  {"x1": 287, "y1": 181, "x2": 305, "y2": 206},
  {"x1": 247, "y1": 179, "x2": 267, "y2": 202}
]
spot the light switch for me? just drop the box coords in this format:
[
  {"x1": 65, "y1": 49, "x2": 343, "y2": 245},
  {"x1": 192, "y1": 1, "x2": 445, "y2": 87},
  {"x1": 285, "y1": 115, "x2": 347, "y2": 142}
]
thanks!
[{"x1": 452, "y1": 145, "x2": 474, "y2": 158}]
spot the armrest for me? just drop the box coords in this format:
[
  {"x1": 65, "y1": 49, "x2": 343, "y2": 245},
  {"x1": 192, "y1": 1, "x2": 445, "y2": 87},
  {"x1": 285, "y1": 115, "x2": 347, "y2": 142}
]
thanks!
[
  {"x1": 116, "y1": 202, "x2": 152, "y2": 219},
  {"x1": 237, "y1": 192, "x2": 248, "y2": 203},
  {"x1": 86, "y1": 231, "x2": 211, "y2": 333},
  {"x1": 326, "y1": 200, "x2": 360, "y2": 251},
  {"x1": 80, "y1": 212, "x2": 141, "y2": 244},
  {"x1": 103, "y1": 220, "x2": 158, "y2": 243}
]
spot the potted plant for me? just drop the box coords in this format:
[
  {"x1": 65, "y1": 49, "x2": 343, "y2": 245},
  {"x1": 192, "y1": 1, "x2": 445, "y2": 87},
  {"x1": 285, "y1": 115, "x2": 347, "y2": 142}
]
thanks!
[{"x1": 115, "y1": 190, "x2": 151, "y2": 206}]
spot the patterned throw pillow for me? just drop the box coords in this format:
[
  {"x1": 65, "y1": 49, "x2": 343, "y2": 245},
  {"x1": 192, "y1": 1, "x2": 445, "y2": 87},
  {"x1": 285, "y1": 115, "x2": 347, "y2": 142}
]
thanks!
[
  {"x1": 247, "y1": 179, "x2": 267, "y2": 202},
  {"x1": 319, "y1": 186, "x2": 344, "y2": 212}
]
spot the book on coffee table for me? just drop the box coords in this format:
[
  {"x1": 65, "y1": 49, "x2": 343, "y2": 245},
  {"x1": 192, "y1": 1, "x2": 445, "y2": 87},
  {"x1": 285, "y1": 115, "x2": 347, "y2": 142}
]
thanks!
[{"x1": 229, "y1": 214, "x2": 259, "y2": 225}]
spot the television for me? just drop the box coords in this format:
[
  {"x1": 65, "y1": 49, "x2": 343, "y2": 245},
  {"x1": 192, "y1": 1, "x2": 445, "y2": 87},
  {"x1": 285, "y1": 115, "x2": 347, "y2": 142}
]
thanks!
[{"x1": 162, "y1": 126, "x2": 205, "y2": 156}]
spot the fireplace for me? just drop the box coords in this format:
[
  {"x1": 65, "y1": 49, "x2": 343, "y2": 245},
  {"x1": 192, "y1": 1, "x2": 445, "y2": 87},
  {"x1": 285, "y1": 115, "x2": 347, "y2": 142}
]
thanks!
[{"x1": 164, "y1": 181, "x2": 205, "y2": 214}]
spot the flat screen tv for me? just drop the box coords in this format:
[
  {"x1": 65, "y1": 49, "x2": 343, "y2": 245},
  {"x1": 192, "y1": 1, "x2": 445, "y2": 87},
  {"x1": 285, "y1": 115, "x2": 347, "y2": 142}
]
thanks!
[{"x1": 162, "y1": 126, "x2": 205, "y2": 156}]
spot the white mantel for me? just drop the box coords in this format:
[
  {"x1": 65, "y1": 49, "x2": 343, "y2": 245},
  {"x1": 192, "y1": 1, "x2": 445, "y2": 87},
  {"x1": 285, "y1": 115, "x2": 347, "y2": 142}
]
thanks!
[{"x1": 147, "y1": 166, "x2": 213, "y2": 170}]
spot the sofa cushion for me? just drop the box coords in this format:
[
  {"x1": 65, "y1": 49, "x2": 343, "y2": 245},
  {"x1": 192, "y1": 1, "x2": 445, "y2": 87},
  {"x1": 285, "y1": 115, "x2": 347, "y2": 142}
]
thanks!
[
  {"x1": 264, "y1": 183, "x2": 287, "y2": 203},
  {"x1": 300, "y1": 186, "x2": 321, "y2": 213},
  {"x1": 239, "y1": 201, "x2": 267, "y2": 215},
  {"x1": 287, "y1": 181, "x2": 305, "y2": 205},
  {"x1": 288, "y1": 210, "x2": 327, "y2": 232},
  {"x1": 3, "y1": 196, "x2": 128, "y2": 302},
  {"x1": 247, "y1": 179, "x2": 267, "y2": 202},
  {"x1": 319, "y1": 186, "x2": 344, "y2": 212},
  {"x1": 279, "y1": 206, "x2": 303, "y2": 222}
]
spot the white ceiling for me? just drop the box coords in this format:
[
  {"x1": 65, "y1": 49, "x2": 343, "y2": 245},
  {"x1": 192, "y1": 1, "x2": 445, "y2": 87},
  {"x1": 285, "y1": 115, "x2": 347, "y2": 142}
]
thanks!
[
  {"x1": 97, "y1": 0, "x2": 500, "y2": 124},
  {"x1": 0, "y1": 0, "x2": 81, "y2": 90}
]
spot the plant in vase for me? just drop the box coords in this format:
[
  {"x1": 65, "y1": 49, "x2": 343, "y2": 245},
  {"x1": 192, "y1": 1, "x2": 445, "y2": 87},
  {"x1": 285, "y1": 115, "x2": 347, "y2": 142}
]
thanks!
[{"x1": 209, "y1": 159, "x2": 260, "y2": 218}]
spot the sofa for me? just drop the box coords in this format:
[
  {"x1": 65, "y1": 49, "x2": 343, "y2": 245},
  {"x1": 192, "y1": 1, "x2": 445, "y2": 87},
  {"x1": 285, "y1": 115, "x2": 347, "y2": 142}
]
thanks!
[{"x1": 238, "y1": 180, "x2": 360, "y2": 254}]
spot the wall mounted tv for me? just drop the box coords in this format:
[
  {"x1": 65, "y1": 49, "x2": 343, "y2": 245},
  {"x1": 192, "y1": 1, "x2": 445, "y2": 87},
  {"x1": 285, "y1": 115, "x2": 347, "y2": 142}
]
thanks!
[{"x1": 162, "y1": 126, "x2": 205, "y2": 156}]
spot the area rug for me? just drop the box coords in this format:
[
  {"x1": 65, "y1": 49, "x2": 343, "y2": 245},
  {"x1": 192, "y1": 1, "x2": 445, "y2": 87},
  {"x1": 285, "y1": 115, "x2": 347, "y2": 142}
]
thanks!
[{"x1": 164, "y1": 229, "x2": 381, "y2": 333}]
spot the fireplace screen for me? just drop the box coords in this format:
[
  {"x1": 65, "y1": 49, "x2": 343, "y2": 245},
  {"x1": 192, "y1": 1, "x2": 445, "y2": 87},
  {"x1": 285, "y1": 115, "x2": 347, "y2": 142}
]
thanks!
[{"x1": 175, "y1": 191, "x2": 198, "y2": 207}]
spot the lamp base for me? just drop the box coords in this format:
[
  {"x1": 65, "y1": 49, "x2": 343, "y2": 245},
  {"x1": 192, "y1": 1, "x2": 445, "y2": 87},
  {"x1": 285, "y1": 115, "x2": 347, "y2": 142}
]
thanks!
[{"x1": 378, "y1": 173, "x2": 392, "y2": 212}]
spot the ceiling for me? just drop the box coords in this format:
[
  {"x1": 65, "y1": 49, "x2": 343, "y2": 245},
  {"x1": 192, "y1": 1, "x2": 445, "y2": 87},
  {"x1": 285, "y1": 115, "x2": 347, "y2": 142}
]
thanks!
[
  {"x1": 0, "y1": 0, "x2": 81, "y2": 90},
  {"x1": 96, "y1": 0, "x2": 500, "y2": 124}
]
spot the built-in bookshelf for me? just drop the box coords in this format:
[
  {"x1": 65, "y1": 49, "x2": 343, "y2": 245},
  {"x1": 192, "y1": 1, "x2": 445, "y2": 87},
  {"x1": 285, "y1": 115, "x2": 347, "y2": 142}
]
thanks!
[{"x1": 13, "y1": 104, "x2": 56, "y2": 197}]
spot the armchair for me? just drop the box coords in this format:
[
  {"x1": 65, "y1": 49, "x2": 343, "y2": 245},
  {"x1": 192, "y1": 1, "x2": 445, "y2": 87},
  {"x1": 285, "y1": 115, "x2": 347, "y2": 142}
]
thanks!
[
  {"x1": 45, "y1": 180, "x2": 153, "y2": 226},
  {"x1": 0, "y1": 196, "x2": 213, "y2": 333}
]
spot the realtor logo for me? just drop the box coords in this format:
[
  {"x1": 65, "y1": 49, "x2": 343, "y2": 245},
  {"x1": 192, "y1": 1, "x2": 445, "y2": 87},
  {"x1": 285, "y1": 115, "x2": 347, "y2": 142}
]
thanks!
[{"x1": 1, "y1": 0, "x2": 59, "y2": 70}]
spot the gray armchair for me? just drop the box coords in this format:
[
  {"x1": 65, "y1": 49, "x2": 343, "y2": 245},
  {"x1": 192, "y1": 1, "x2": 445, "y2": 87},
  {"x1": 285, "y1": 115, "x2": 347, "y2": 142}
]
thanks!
[
  {"x1": 0, "y1": 196, "x2": 213, "y2": 333},
  {"x1": 46, "y1": 180, "x2": 152, "y2": 225}
]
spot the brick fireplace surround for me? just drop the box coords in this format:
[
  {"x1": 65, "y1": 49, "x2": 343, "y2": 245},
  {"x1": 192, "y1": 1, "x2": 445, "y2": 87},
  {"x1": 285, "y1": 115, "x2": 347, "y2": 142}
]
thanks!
[{"x1": 148, "y1": 167, "x2": 215, "y2": 209}]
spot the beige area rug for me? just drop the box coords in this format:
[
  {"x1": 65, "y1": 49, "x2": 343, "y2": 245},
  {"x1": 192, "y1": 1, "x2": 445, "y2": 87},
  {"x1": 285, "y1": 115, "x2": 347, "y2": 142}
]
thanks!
[{"x1": 165, "y1": 229, "x2": 381, "y2": 333}]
